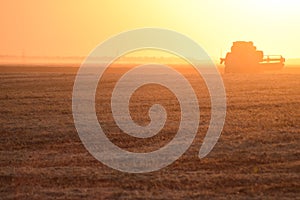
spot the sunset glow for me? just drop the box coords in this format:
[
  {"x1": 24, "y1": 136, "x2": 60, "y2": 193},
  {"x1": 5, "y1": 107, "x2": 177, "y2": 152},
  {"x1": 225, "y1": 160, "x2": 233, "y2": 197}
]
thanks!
[{"x1": 0, "y1": 0, "x2": 299, "y2": 62}]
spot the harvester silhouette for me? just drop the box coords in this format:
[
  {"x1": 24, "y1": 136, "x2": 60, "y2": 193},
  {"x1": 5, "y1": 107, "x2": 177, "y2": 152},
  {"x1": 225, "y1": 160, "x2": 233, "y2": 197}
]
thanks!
[{"x1": 220, "y1": 41, "x2": 285, "y2": 73}]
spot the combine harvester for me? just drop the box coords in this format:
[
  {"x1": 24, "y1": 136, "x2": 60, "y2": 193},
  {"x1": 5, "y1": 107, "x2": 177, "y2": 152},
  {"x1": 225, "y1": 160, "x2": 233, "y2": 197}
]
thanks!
[{"x1": 220, "y1": 41, "x2": 285, "y2": 73}]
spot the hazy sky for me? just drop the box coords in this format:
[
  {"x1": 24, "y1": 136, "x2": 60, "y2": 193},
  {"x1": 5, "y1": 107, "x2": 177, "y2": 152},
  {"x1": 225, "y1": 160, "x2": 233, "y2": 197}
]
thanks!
[{"x1": 1, "y1": 0, "x2": 300, "y2": 60}]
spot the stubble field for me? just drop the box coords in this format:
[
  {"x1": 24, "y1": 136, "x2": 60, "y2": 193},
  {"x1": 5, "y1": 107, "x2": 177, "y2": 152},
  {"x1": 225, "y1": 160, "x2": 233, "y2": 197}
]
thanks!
[{"x1": 0, "y1": 65, "x2": 299, "y2": 199}]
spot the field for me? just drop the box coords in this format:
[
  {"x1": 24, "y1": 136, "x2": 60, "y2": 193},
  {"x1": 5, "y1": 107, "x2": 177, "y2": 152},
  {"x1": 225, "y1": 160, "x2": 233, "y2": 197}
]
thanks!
[{"x1": 0, "y1": 65, "x2": 299, "y2": 199}]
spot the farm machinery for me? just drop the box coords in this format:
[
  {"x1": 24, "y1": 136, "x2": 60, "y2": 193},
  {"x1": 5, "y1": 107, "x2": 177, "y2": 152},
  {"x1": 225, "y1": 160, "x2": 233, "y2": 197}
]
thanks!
[{"x1": 220, "y1": 41, "x2": 285, "y2": 73}]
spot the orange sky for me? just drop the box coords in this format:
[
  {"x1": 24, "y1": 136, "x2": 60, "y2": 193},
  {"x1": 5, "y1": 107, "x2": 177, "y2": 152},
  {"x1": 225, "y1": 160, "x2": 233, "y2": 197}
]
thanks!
[{"x1": 1, "y1": 0, "x2": 300, "y2": 61}]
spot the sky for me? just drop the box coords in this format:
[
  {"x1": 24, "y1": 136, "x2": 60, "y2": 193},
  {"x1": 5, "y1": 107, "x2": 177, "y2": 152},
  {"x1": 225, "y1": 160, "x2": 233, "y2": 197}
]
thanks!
[{"x1": 1, "y1": 0, "x2": 300, "y2": 61}]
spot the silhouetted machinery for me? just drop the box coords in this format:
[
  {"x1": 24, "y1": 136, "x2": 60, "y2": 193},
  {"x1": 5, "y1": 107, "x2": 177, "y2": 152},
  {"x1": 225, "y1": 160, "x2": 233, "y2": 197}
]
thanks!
[{"x1": 220, "y1": 41, "x2": 285, "y2": 73}]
